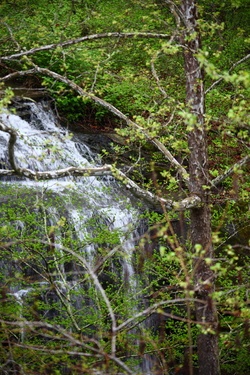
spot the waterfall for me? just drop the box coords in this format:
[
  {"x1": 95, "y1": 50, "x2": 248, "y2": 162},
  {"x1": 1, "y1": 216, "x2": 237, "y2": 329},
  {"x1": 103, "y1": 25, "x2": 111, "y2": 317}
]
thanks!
[
  {"x1": 0, "y1": 99, "x2": 156, "y2": 374},
  {"x1": 0, "y1": 98, "x2": 142, "y2": 281},
  {"x1": 0, "y1": 100, "x2": 140, "y2": 233}
]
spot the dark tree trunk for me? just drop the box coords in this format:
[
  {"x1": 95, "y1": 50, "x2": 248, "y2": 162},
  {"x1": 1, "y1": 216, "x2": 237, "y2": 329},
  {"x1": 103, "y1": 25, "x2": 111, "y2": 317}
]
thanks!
[{"x1": 181, "y1": 0, "x2": 220, "y2": 374}]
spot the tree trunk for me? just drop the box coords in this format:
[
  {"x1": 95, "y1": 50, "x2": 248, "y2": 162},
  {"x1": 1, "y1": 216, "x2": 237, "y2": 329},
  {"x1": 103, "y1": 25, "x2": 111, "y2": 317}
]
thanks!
[{"x1": 181, "y1": 0, "x2": 220, "y2": 374}]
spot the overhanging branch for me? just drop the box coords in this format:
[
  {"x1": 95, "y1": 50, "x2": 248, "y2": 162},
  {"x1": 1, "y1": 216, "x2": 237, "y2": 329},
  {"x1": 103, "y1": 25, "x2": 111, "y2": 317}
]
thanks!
[
  {"x1": 0, "y1": 67, "x2": 189, "y2": 184},
  {"x1": 0, "y1": 32, "x2": 173, "y2": 61},
  {"x1": 0, "y1": 164, "x2": 200, "y2": 211},
  {"x1": 0, "y1": 121, "x2": 199, "y2": 210}
]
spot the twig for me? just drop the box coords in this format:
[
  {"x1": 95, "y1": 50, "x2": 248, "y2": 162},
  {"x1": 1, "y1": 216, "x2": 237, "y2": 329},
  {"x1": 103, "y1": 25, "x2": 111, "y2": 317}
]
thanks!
[{"x1": 205, "y1": 53, "x2": 250, "y2": 94}]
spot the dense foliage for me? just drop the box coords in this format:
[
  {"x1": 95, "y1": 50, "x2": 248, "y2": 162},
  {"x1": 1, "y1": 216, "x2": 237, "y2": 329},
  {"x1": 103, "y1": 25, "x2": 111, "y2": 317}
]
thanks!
[{"x1": 0, "y1": 0, "x2": 249, "y2": 374}]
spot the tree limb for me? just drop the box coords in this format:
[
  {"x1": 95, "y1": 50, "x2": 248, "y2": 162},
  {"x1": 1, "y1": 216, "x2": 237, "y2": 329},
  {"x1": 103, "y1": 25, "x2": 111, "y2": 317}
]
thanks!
[
  {"x1": 0, "y1": 67, "x2": 189, "y2": 184},
  {"x1": 0, "y1": 164, "x2": 200, "y2": 211},
  {"x1": 116, "y1": 169, "x2": 200, "y2": 210},
  {"x1": 0, "y1": 122, "x2": 200, "y2": 211},
  {"x1": 0, "y1": 32, "x2": 173, "y2": 61},
  {"x1": 205, "y1": 53, "x2": 250, "y2": 94},
  {"x1": 211, "y1": 154, "x2": 250, "y2": 187},
  {"x1": 0, "y1": 121, "x2": 18, "y2": 171}
]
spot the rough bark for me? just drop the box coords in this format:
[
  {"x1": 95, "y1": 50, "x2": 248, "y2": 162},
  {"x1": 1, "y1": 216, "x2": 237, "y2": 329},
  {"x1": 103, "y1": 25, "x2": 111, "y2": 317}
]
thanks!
[{"x1": 181, "y1": 0, "x2": 220, "y2": 374}]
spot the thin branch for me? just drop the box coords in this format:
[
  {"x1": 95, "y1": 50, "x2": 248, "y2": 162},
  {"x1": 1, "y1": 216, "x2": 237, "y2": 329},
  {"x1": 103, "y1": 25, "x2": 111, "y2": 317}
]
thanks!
[
  {"x1": 205, "y1": 53, "x2": 250, "y2": 94},
  {"x1": 54, "y1": 245, "x2": 117, "y2": 356},
  {"x1": 164, "y1": 0, "x2": 184, "y2": 28},
  {"x1": 0, "y1": 119, "x2": 200, "y2": 210},
  {"x1": 115, "y1": 297, "x2": 207, "y2": 332},
  {"x1": 0, "y1": 32, "x2": 173, "y2": 61},
  {"x1": 14, "y1": 343, "x2": 102, "y2": 357},
  {"x1": 211, "y1": 155, "x2": 250, "y2": 187},
  {"x1": 1, "y1": 21, "x2": 21, "y2": 51},
  {"x1": 0, "y1": 320, "x2": 102, "y2": 353},
  {"x1": 0, "y1": 67, "x2": 189, "y2": 183},
  {"x1": 0, "y1": 320, "x2": 133, "y2": 374},
  {"x1": 151, "y1": 54, "x2": 168, "y2": 99}
]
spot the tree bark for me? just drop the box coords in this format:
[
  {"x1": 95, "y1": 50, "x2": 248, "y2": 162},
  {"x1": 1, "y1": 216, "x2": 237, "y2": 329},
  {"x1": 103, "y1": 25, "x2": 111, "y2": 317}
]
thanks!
[{"x1": 181, "y1": 0, "x2": 220, "y2": 374}]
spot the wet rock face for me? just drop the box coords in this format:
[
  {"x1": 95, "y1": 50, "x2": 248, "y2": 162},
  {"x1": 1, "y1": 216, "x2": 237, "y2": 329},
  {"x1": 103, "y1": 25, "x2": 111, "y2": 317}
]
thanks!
[
  {"x1": 10, "y1": 97, "x2": 54, "y2": 124},
  {"x1": 73, "y1": 132, "x2": 115, "y2": 156}
]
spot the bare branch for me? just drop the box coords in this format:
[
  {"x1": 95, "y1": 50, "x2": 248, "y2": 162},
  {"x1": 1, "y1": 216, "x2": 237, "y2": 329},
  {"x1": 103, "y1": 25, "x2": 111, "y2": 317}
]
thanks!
[
  {"x1": 0, "y1": 32, "x2": 173, "y2": 62},
  {"x1": 0, "y1": 120, "x2": 200, "y2": 211},
  {"x1": 0, "y1": 163, "x2": 200, "y2": 212},
  {"x1": 0, "y1": 67, "x2": 189, "y2": 183},
  {"x1": 14, "y1": 343, "x2": 102, "y2": 357},
  {"x1": 211, "y1": 154, "x2": 250, "y2": 187},
  {"x1": 151, "y1": 54, "x2": 168, "y2": 99},
  {"x1": 0, "y1": 165, "x2": 114, "y2": 180},
  {"x1": 205, "y1": 53, "x2": 250, "y2": 94},
  {"x1": 116, "y1": 169, "x2": 200, "y2": 210},
  {"x1": 0, "y1": 121, "x2": 18, "y2": 170}
]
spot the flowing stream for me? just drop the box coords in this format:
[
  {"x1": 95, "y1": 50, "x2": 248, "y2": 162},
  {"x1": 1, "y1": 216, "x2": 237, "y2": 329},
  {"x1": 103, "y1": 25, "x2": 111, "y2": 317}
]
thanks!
[{"x1": 0, "y1": 99, "x2": 156, "y2": 374}]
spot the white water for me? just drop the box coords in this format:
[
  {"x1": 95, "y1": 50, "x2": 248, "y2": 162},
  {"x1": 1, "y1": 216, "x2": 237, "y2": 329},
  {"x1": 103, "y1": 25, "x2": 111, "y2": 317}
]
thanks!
[
  {"x1": 0, "y1": 100, "x2": 155, "y2": 373},
  {"x1": 0, "y1": 101, "x2": 139, "y2": 234},
  {"x1": 0, "y1": 100, "x2": 142, "y2": 292}
]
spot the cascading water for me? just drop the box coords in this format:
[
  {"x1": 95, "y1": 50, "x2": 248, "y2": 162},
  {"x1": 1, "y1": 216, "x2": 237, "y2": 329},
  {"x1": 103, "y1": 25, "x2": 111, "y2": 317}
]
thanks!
[
  {"x1": 0, "y1": 99, "x2": 157, "y2": 374},
  {"x1": 0, "y1": 99, "x2": 141, "y2": 255}
]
